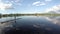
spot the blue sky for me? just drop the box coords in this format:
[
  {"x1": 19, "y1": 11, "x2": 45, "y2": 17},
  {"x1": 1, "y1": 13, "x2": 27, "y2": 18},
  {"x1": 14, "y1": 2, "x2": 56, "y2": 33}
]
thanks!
[{"x1": 0, "y1": 0, "x2": 60, "y2": 14}]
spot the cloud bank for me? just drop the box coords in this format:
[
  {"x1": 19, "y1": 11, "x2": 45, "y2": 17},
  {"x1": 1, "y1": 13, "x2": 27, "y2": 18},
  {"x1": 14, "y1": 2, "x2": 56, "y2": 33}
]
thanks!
[
  {"x1": 0, "y1": 0, "x2": 13, "y2": 11},
  {"x1": 46, "y1": 5, "x2": 60, "y2": 13},
  {"x1": 0, "y1": 0, "x2": 22, "y2": 11},
  {"x1": 0, "y1": 3, "x2": 13, "y2": 11}
]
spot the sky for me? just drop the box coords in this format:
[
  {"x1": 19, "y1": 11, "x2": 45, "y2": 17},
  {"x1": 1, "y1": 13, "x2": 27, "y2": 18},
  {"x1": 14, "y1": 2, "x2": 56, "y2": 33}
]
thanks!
[{"x1": 0, "y1": 0, "x2": 60, "y2": 14}]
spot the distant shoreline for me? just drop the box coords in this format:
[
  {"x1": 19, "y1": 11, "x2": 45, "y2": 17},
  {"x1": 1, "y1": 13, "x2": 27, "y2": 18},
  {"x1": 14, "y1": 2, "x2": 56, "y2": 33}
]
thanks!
[{"x1": 0, "y1": 14, "x2": 60, "y2": 18}]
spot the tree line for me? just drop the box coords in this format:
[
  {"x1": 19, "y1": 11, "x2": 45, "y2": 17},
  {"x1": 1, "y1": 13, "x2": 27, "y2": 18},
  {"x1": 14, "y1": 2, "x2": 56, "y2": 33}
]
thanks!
[{"x1": 0, "y1": 13, "x2": 60, "y2": 18}]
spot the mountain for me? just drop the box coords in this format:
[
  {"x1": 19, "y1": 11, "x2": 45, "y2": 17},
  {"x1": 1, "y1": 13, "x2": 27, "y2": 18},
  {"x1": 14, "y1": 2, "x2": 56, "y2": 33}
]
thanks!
[{"x1": 48, "y1": 10, "x2": 60, "y2": 14}]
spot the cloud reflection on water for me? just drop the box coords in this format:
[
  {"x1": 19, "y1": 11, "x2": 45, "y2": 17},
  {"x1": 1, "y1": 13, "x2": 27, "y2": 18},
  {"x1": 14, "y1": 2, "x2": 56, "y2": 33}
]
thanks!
[{"x1": 45, "y1": 16, "x2": 60, "y2": 25}]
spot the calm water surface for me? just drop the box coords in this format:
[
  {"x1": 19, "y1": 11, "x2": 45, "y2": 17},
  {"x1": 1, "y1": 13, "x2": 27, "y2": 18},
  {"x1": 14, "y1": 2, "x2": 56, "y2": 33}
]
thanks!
[{"x1": 0, "y1": 16, "x2": 60, "y2": 34}]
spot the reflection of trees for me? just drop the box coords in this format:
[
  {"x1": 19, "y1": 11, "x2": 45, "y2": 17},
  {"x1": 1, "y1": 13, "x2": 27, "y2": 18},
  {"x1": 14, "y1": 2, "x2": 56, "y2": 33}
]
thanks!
[{"x1": 0, "y1": 13, "x2": 2, "y2": 18}]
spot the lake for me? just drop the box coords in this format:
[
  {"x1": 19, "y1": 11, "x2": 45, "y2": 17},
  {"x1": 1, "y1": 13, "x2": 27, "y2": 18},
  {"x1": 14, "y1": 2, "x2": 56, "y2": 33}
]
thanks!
[{"x1": 0, "y1": 16, "x2": 60, "y2": 34}]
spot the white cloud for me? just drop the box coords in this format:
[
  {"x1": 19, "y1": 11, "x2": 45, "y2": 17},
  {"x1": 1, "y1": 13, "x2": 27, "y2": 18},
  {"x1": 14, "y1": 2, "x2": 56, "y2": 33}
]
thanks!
[
  {"x1": 15, "y1": 0, "x2": 20, "y2": 3},
  {"x1": 32, "y1": 1, "x2": 46, "y2": 6},
  {"x1": 32, "y1": 0, "x2": 52, "y2": 7},
  {"x1": 45, "y1": 5, "x2": 60, "y2": 13},
  {"x1": 0, "y1": 0, "x2": 13, "y2": 11},
  {"x1": 45, "y1": 0, "x2": 52, "y2": 2}
]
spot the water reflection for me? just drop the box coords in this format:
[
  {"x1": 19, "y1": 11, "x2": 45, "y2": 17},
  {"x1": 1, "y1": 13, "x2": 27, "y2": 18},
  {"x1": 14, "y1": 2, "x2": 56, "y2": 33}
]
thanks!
[
  {"x1": 0, "y1": 17, "x2": 14, "y2": 22},
  {"x1": 0, "y1": 16, "x2": 60, "y2": 34},
  {"x1": 45, "y1": 16, "x2": 60, "y2": 25},
  {"x1": 9, "y1": 16, "x2": 60, "y2": 34}
]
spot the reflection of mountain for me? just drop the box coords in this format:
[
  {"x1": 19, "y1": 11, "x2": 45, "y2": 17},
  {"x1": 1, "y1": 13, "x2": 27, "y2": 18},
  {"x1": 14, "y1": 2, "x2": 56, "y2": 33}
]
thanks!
[{"x1": 46, "y1": 16, "x2": 60, "y2": 25}]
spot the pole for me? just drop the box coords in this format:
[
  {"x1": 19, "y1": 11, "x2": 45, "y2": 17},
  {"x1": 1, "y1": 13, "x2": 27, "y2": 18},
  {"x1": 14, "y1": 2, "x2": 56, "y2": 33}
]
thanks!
[{"x1": 14, "y1": 14, "x2": 16, "y2": 23}]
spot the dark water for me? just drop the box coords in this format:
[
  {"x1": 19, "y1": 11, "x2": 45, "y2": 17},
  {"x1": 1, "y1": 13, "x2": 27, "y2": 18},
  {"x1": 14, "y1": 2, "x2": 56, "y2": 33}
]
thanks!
[{"x1": 0, "y1": 16, "x2": 60, "y2": 34}]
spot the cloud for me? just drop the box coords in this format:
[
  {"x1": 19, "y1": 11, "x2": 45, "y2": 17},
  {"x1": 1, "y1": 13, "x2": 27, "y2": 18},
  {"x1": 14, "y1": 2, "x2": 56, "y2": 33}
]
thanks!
[
  {"x1": 45, "y1": 0, "x2": 52, "y2": 2},
  {"x1": 15, "y1": 0, "x2": 20, "y2": 3},
  {"x1": 0, "y1": 0, "x2": 13, "y2": 11},
  {"x1": 0, "y1": 3, "x2": 13, "y2": 11},
  {"x1": 45, "y1": 5, "x2": 60, "y2": 13},
  {"x1": 0, "y1": 0, "x2": 22, "y2": 11},
  {"x1": 32, "y1": 1, "x2": 46, "y2": 6},
  {"x1": 32, "y1": 0, "x2": 52, "y2": 7}
]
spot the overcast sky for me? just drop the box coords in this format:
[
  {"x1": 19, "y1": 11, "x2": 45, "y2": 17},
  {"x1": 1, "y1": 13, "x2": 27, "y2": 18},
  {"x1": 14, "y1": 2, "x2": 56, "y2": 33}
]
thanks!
[{"x1": 0, "y1": 0, "x2": 60, "y2": 14}]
